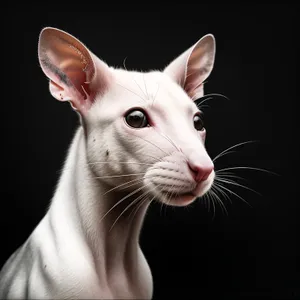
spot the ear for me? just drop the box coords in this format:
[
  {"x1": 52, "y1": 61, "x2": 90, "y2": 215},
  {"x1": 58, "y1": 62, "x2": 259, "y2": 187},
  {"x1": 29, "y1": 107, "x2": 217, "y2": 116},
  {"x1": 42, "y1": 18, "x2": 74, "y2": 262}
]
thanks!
[
  {"x1": 38, "y1": 27, "x2": 112, "y2": 114},
  {"x1": 164, "y1": 34, "x2": 216, "y2": 100}
]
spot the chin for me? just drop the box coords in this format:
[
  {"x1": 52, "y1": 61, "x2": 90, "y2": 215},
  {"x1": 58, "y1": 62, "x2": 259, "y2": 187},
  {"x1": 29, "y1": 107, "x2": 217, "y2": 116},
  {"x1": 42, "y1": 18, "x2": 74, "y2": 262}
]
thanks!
[{"x1": 159, "y1": 171, "x2": 215, "y2": 207}]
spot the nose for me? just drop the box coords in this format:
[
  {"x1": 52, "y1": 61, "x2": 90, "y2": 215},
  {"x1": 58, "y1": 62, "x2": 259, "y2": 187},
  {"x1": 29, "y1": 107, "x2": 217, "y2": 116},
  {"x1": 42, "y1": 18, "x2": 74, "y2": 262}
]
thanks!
[{"x1": 188, "y1": 160, "x2": 214, "y2": 182}]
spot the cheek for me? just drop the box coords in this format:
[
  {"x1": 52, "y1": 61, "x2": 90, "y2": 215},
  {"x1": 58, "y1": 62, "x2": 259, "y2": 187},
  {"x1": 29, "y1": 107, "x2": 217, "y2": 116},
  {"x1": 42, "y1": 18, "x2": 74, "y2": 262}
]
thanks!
[{"x1": 87, "y1": 136, "x2": 107, "y2": 164}]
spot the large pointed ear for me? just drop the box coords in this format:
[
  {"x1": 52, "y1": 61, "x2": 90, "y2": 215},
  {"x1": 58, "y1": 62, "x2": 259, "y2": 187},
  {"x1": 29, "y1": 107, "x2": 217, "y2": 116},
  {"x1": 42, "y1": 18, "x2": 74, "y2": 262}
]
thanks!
[
  {"x1": 164, "y1": 34, "x2": 215, "y2": 100},
  {"x1": 38, "y1": 27, "x2": 112, "y2": 114}
]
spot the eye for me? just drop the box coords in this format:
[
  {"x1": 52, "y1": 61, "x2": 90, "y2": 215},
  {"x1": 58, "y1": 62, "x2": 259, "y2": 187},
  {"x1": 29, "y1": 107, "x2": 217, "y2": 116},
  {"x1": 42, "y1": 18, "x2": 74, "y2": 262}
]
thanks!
[
  {"x1": 125, "y1": 109, "x2": 149, "y2": 128},
  {"x1": 193, "y1": 112, "x2": 204, "y2": 131}
]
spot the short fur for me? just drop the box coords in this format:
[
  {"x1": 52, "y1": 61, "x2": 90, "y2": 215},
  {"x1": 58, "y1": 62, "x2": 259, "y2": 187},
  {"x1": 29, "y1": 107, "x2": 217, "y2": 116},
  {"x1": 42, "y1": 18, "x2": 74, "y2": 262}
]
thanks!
[{"x1": 0, "y1": 27, "x2": 216, "y2": 299}]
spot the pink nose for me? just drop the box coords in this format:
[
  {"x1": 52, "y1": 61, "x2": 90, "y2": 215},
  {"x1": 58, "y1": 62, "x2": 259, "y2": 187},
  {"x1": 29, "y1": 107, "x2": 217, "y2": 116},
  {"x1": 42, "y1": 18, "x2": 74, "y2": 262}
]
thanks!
[{"x1": 188, "y1": 161, "x2": 214, "y2": 182}]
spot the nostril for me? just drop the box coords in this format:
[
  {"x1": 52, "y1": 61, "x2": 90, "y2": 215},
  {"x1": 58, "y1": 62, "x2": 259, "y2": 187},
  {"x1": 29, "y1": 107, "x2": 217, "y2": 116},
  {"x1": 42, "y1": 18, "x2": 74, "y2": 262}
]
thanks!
[
  {"x1": 188, "y1": 162, "x2": 214, "y2": 182},
  {"x1": 201, "y1": 166, "x2": 214, "y2": 181}
]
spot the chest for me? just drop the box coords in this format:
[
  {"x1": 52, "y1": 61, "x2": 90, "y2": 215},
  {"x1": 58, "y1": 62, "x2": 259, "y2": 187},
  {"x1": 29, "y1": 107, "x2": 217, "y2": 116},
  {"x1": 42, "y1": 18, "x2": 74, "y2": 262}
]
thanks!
[{"x1": 101, "y1": 249, "x2": 153, "y2": 299}]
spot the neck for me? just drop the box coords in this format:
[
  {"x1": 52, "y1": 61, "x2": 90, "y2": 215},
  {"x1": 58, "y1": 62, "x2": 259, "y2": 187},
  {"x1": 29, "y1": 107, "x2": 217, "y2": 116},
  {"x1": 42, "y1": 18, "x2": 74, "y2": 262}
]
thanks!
[{"x1": 49, "y1": 126, "x2": 150, "y2": 279}]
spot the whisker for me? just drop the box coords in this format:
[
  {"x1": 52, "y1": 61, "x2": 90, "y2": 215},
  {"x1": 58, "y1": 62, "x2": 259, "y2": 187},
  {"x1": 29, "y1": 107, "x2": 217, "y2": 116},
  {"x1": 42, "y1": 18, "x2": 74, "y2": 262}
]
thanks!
[
  {"x1": 201, "y1": 93, "x2": 230, "y2": 101},
  {"x1": 109, "y1": 182, "x2": 153, "y2": 232},
  {"x1": 99, "y1": 184, "x2": 146, "y2": 223},
  {"x1": 214, "y1": 182, "x2": 252, "y2": 208},
  {"x1": 213, "y1": 140, "x2": 259, "y2": 162},
  {"x1": 94, "y1": 173, "x2": 146, "y2": 179},
  {"x1": 213, "y1": 150, "x2": 237, "y2": 162},
  {"x1": 132, "y1": 75, "x2": 148, "y2": 99},
  {"x1": 214, "y1": 171, "x2": 247, "y2": 182},
  {"x1": 123, "y1": 56, "x2": 128, "y2": 70},
  {"x1": 200, "y1": 193, "x2": 208, "y2": 211},
  {"x1": 102, "y1": 177, "x2": 145, "y2": 196},
  {"x1": 208, "y1": 190, "x2": 216, "y2": 220},
  {"x1": 215, "y1": 177, "x2": 261, "y2": 196},
  {"x1": 129, "y1": 195, "x2": 156, "y2": 224},
  {"x1": 195, "y1": 97, "x2": 214, "y2": 108},
  {"x1": 211, "y1": 186, "x2": 228, "y2": 216},
  {"x1": 194, "y1": 93, "x2": 230, "y2": 109},
  {"x1": 134, "y1": 135, "x2": 169, "y2": 156},
  {"x1": 116, "y1": 82, "x2": 147, "y2": 103},
  {"x1": 216, "y1": 166, "x2": 278, "y2": 176},
  {"x1": 152, "y1": 82, "x2": 160, "y2": 106},
  {"x1": 162, "y1": 181, "x2": 178, "y2": 216},
  {"x1": 212, "y1": 183, "x2": 232, "y2": 205},
  {"x1": 122, "y1": 59, "x2": 151, "y2": 102},
  {"x1": 169, "y1": 189, "x2": 179, "y2": 212},
  {"x1": 204, "y1": 192, "x2": 210, "y2": 212},
  {"x1": 142, "y1": 74, "x2": 150, "y2": 99},
  {"x1": 153, "y1": 128, "x2": 180, "y2": 152},
  {"x1": 129, "y1": 196, "x2": 151, "y2": 223},
  {"x1": 88, "y1": 161, "x2": 153, "y2": 167},
  {"x1": 141, "y1": 154, "x2": 162, "y2": 162},
  {"x1": 159, "y1": 193, "x2": 166, "y2": 217},
  {"x1": 198, "y1": 104, "x2": 210, "y2": 110}
]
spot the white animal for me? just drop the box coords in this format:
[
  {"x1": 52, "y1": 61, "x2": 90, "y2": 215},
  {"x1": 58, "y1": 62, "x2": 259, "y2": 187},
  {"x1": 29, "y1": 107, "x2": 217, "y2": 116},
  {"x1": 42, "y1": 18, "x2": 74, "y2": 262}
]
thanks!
[{"x1": 0, "y1": 27, "x2": 216, "y2": 299}]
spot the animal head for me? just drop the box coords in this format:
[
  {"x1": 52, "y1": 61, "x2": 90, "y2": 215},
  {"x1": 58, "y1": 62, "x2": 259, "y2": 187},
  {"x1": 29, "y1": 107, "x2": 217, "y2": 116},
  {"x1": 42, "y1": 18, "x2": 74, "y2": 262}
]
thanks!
[{"x1": 38, "y1": 27, "x2": 216, "y2": 206}]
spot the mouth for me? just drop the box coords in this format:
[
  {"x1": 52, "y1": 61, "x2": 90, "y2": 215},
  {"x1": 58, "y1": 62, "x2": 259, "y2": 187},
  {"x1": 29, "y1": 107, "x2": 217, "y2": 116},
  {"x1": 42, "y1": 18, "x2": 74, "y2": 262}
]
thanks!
[{"x1": 159, "y1": 172, "x2": 215, "y2": 207}]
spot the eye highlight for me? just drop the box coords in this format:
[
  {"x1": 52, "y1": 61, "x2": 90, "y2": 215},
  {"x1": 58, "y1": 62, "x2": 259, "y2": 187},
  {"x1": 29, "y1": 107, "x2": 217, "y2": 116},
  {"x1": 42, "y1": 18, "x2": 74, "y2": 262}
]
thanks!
[
  {"x1": 193, "y1": 112, "x2": 204, "y2": 131},
  {"x1": 125, "y1": 109, "x2": 149, "y2": 128}
]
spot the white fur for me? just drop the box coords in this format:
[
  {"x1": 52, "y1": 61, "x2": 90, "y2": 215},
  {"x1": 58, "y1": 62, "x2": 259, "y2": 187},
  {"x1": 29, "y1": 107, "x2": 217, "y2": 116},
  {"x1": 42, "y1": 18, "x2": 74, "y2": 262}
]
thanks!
[{"x1": 0, "y1": 28, "x2": 216, "y2": 299}]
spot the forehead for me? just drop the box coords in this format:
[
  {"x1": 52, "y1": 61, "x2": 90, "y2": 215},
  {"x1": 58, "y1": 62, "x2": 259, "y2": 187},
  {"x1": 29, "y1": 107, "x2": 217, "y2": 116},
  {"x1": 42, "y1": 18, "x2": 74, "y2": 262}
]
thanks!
[
  {"x1": 88, "y1": 69, "x2": 198, "y2": 123},
  {"x1": 113, "y1": 69, "x2": 196, "y2": 113}
]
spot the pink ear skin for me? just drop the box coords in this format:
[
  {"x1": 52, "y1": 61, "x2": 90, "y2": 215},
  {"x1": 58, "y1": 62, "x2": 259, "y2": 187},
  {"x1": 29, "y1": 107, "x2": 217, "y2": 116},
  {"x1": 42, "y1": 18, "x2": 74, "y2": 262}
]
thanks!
[
  {"x1": 164, "y1": 34, "x2": 216, "y2": 101},
  {"x1": 38, "y1": 27, "x2": 112, "y2": 115}
]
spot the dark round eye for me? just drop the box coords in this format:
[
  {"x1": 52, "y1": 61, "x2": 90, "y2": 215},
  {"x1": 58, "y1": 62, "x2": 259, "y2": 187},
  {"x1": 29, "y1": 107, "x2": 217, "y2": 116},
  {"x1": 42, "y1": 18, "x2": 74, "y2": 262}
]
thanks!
[
  {"x1": 125, "y1": 109, "x2": 149, "y2": 128},
  {"x1": 193, "y1": 112, "x2": 204, "y2": 131}
]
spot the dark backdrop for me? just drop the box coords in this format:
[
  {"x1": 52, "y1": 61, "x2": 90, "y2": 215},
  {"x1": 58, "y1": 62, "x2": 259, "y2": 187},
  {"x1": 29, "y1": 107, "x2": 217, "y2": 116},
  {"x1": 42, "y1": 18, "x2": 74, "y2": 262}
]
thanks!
[{"x1": 1, "y1": 7, "x2": 299, "y2": 300}]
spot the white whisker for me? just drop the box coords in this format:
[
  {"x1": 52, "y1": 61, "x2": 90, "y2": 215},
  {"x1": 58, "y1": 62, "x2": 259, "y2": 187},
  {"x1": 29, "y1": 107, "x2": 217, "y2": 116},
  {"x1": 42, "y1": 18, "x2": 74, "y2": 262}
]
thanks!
[
  {"x1": 213, "y1": 140, "x2": 258, "y2": 162},
  {"x1": 152, "y1": 82, "x2": 160, "y2": 106},
  {"x1": 153, "y1": 128, "x2": 180, "y2": 152},
  {"x1": 89, "y1": 161, "x2": 153, "y2": 167},
  {"x1": 132, "y1": 75, "x2": 148, "y2": 99},
  {"x1": 215, "y1": 172, "x2": 247, "y2": 182},
  {"x1": 213, "y1": 150, "x2": 237, "y2": 162},
  {"x1": 109, "y1": 182, "x2": 153, "y2": 232},
  {"x1": 198, "y1": 104, "x2": 210, "y2": 110},
  {"x1": 162, "y1": 181, "x2": 177, "y2": 216},
  {"x1": 102, "y1": 177, "x2": 145, "y2": 196},
  {"x1": 215, "y1": 177, "x2": 261, "y2": 196},
  {"x1": 116, "y1": 82, "x2": 147, "y2": 103},
  {"x1": 140, "y1": 154, "x2": 161, "y2": 162},
  {"x1": 196, "y1": 97, "x2": 214, "y2": 107},
  {"x1": 212, "y1": 183, "x2": 232, "y2": 204},
  {"x1": 99, "y1": 184, "x2": 146, "y2": 223},
  {"x1": 129, "y1": 195, "x2": 155, "y2": 224},
  {"x1": 142, "y1": 74, "x2": 150, "y2": 99},
  {"x1": 216, "y1": 166, "x2": 278, "y2": 176},
  {"x1": 94, "y1": 173, "x2": 145, "y2": 179},
  {"x1": 214, "y1": 182, "x2": 252, "y2": 208},
  {"x1": 204, "y1": 193, "x2": 210, "y2": 212},
  {"x1": 134, "y1": 135, "x2": 169, "y2": 156},
  {"x1": 207, "y1": 190, "x2": 216, "y2": 220},
  {"x1": 129, "y1": 194, "x2": 151, "y2": 221},
  {"x1": 211, "y1": 186, "x2": 228, "y2": 216}
]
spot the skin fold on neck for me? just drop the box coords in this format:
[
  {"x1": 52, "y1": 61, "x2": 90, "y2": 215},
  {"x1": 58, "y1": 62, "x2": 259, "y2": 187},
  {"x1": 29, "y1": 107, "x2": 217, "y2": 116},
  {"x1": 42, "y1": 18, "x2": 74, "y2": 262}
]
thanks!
[{"x1": 48, "y1": 127, "x2": 151, "y2": 295}]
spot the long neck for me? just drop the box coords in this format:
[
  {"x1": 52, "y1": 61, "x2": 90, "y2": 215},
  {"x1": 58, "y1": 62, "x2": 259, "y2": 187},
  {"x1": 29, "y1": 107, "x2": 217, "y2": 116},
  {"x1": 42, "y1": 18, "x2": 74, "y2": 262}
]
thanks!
[{"x1": 49, "y1": 126, "x2": 150, "y2": 277}]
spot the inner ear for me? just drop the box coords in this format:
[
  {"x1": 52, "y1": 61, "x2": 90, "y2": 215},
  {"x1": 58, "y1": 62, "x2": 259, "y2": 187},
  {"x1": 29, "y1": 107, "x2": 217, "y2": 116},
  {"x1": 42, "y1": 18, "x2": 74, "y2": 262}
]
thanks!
[
  {"x1": 38, "y1": 27, "x2": 99, "y2": 113},
  {"x1": 164, "y1": 34, "x2": 216, "y2": 100}
]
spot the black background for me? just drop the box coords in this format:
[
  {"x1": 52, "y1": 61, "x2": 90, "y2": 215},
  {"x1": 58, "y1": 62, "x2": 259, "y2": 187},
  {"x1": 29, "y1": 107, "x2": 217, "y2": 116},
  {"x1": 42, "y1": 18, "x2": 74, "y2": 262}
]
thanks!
[{"x1": 1, "y1": 6, "x2": 299, "y2": 299}]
